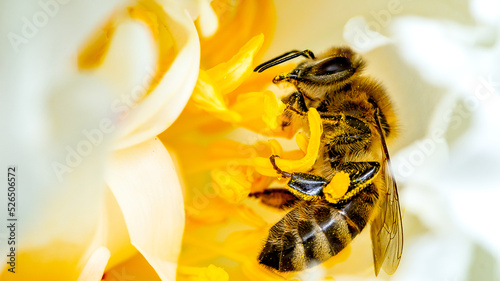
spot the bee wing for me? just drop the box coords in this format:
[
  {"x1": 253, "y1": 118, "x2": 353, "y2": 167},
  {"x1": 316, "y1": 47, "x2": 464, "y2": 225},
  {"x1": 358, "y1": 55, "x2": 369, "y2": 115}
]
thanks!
[{"x1": 371, "y1": 110, "x2": 403, "y2": 276}]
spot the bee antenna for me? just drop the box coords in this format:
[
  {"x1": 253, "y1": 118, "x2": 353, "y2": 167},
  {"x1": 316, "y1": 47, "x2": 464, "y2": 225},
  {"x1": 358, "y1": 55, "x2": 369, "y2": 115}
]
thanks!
[{"x1": 254, "y1": 50, "x2": 315, "y2": 73}]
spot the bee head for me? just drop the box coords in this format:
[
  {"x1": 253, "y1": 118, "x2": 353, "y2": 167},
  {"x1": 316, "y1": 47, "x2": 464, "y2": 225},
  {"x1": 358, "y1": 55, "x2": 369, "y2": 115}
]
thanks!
[
  {"x1": 254, "y1": 47, "x2": 365, "y2": 93},
  {"x1": 296, "y1": 47, "x2": 364, "y2": 82},
  {"x1": 283, "y1": 47, "x2": 364, "y2": 89}
]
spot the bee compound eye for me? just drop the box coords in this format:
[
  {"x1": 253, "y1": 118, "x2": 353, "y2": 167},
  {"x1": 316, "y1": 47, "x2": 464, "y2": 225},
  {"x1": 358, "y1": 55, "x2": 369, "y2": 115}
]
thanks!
[{"x1": 318, "y1": 57, "x2": 352, "y2": 75}]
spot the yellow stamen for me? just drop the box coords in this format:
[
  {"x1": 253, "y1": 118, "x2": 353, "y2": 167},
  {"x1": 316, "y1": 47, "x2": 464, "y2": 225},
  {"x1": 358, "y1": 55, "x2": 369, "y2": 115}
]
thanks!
[
  {"x1": 192, "y1": 70, "x2": 225, "y2": 111},
  {"x1": 242, "y1": 261, "x2": 292, "y2": 281},
  {"x1": 268, "y1": 139, "x2": 284, "y2": 155},
  {"x1": 254, "y1": 108, "x2": 323, "y2": 176},
  {"x1": 182, "y1": 236, "x2": 248, "y2": 263},
  {"x1": 199, "y1": 0, "x2": 276, "y2": 69},
  {"x1": 234, "y1": 205, "x2": 268, "y2": 228},
  {"x1": 212, "y1": 168, "x2": 251, "y2": 204},
  {"x1": 230, "y1": 90, "x2": 285, "y2": 134},
  {"x1": 178, "y1": 264, "x2": 229, "y2": 281},
  {"x1": 262, "y1": 91, "x2": 286, "y2": 129},
  {"x1": 192, "y1": 70, "x2": 242, "y2": 122},
  {"x1": 206, "y1": 34, "x2": 264, "y2": 95},
  {"x1": 186, "y1": 35, "x2": 274, "y2": 129},
  {"x1": 295, "y1": 132, "x2": 309, "y2": 154},
  {"x1": 185, "y1": 197, "x2": 233, "y2": 225},
  {"x1": 324, "y1": 171, "x2": 350, "y2": 204}
]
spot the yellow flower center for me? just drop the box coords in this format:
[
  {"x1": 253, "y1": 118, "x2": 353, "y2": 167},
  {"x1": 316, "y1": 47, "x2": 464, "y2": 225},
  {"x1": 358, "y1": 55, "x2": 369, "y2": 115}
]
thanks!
[
  {"x1": 157, "y1": 1, "x2": 358, "y2": 279},
  {"x1": 178, "y1": 264, "x2": 229, "y2": 281}
]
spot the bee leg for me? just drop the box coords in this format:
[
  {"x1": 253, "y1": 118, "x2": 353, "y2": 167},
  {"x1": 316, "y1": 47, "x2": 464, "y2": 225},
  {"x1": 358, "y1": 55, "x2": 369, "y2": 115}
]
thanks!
[
  {"x1": 326, "y1": 161, "x2": 381, "y2": 204},
  {"x1": 280, "y1": 91, "x2": 309, "y2": 129},
  {"x1": 321, "y1": 114, "x2": 372, "y2": 143},
  {"x1": 286, "y1": 172, "x2": 328, "y2": 200},
  {"x1": 249, "y1": 189, "x2": 299, "y2": 210},
  {"x1": 282, "y1": 161, "x2": 379, "y2": 203},
  {"x1": 270, "y1": 155, "x2": 327, "y2": 201},
  {"x1": 269, "y1": 156, "x2": 381, "y2": 203},
  {"x1": 283, "y1": 91, "x2": 309, "y2": 113}
]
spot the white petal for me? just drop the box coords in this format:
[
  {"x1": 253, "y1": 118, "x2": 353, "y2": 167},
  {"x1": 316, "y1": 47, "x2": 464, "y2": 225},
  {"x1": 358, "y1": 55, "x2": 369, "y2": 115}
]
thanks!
[
  {"x1": 114, "y1": 2, "x2": 200, "y2": 150},
  {"x1": 470, "y1": 0, "x2": 500, "y2": 24},
  {"x1": 106, "y1": 138, "x2": 185, "y2": 280},
  {"x1": 80, "y1": 186, "x2": 137, "y2": 271},
  {"x1": 394, "y1": 231, "x2": 472, "y2": 281},
  {"x1": 0, "y1": 0, "x2": 123, "y2": 252},
  {"x1": 448, "y1": 189, "x2": 500, "y2": 260},
  {"x1": 93, "y1": 20, "x2": 157, "y2": 111},
  {"x1": 343, "y1": 16, "x2": 392, "y2": 53},
  {"x1": 77, "y1": 247, "x2": 111, "y2": 281},
  {"x1": 196, "y1": 0, "x2": 219, "y2": 38}
]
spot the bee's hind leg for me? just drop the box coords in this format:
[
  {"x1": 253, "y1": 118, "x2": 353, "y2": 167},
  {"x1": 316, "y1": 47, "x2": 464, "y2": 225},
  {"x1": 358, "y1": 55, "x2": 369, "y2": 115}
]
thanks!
[
  {"x1": 269, "y1": 155, "x2": 381, "y2": 203},
  {"x1": 269, "y1": 155, "x2": 327, "y2": 201},
  {"x1": 325, "y1": 161, "x2": 381, "y2": 204}
]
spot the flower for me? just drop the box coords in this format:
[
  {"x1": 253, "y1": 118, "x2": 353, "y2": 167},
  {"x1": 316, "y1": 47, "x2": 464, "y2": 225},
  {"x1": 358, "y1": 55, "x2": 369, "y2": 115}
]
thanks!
[
  {"x1": 1, "y1": 0, "x2": 199, "y2": 280},
  {"x1": 163, "y1": 0, "x2": 500, "y2": 280},
  {"x1": 160, "y1": 1, "x2": 371, "y2": 280},
  {"x1": 3, "y1": 0, "x2": 500, "y2": 280},
  {"x1": 2, "y1": 0, "x2": 280, "y2": 280}
]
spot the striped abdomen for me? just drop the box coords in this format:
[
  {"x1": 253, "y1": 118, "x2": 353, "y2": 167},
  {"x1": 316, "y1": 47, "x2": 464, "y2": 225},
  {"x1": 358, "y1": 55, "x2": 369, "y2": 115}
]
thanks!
[{"x1": 258, "y1": 183, "x2": 379, "y2": 272}]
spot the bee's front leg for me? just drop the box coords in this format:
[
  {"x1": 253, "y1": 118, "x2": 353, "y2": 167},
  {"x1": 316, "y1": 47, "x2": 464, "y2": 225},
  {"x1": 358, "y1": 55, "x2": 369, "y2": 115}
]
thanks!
[
  {"x1": 283, "y1": 91, "x2": 308, "y2": 113},
  {"x1": 280, "y1": 91, "x2": 309, "y2": 129}
]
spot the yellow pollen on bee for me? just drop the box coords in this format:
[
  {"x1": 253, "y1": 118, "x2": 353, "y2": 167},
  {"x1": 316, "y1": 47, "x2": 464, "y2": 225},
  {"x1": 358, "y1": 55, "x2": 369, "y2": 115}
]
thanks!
[
  {"x1": 273, "y1": 72, "x2": 289, "y2": 83},
  {"x1": 324, "y1": 171, "x2": 351, "y2": 203}
]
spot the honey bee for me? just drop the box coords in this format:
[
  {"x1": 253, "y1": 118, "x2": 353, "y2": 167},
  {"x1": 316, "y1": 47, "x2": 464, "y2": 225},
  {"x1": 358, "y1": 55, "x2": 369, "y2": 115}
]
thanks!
[{"x1": 250, "y1": 47, "x2": 403, "y2": 275}]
